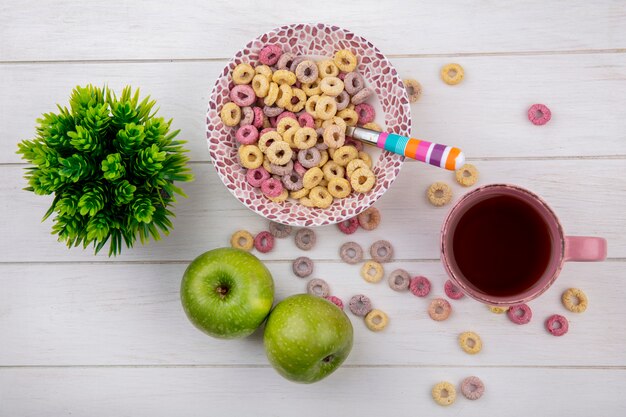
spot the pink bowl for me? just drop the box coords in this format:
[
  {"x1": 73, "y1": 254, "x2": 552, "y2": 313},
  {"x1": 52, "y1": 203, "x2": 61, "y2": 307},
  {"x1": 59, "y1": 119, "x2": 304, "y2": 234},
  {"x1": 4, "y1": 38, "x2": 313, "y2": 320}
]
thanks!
[{"x1": 206, "y1": 23, "x2": 412, "y2": 226}]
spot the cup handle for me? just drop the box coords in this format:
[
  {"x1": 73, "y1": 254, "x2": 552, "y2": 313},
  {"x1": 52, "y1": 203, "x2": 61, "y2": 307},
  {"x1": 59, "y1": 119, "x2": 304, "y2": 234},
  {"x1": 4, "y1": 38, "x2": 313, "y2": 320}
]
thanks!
[{"x1": 564, "y1": 236, "x2": 607, "y2": 262}]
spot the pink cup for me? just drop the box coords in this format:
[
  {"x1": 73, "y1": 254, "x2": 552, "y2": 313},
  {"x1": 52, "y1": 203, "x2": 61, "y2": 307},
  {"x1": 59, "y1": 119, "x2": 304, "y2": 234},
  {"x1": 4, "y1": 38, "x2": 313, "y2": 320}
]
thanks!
[{"x1": 441, "y1": 184, "x2": 607, "y2": 306}]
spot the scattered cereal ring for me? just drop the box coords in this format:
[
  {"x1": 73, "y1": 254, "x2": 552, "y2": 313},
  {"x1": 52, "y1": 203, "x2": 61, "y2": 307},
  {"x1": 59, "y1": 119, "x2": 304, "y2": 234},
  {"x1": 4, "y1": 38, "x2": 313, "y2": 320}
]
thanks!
[
  {"x1": 488, "y1": 305, "x2": 509, "y2": 314},
  {"x1": 238, "y1": 145, "x2": 264, "y2": 169},
  {"x1": 402, "y1": 78, "x2": 422, "y2": 103},
  {"x1": 362, "y1": 122, "x2": 382, "y2": 132},
  {"x1": 315, "y1": 95, "x2": 338, "y2": 120},
  {"x1": 361, "y1": 261, "x2": 384, "y2": 283},
  {"x1": 235, "y1": 125, "x2": 259, "y2": 145},
  {"x1": 340, "y1": 241, "x2": 364, "y2": 264},
  {"x1": 441, "y1": 63, "x2": 464, "y2": 85},
  {"x1": 230, "y1": 230, "x2": 254, "y2": 251},
  {"x1": 281, "y1": 172, "x2": 303, "y2": 191},
  {"x1": 297, "y1": 147, "x2": 321, "y2": 169},
  {"x1": 350, "y1": 167, "x2": 375, "y2": 193},
  {"x1": 259, "y1": 45, "x2": 282, "y2": 66},
  {"x1": 337, "y1": 108, "x2": 359, "y2": 126},
  {"x1": 349, "y1": 294, "x2": 373, "y2": 317},
  {"x1": 277, "y1": 52, "x2": 295, "y2": 71},
  {"x1": 295, "y1": 228, "x2": 316, "y2": 250},
  {"x1": 357, "y1": 206, "x2": 380, "y2": 230},
  {"x1": 220, "y1": 102, "x2": 241, "y2": 126},
  {"x1": 458, "y1": 331, "x2": 482, "y2": 354},
  {"x1": 444, "y1": 280, "x2": 465, "y2": 300},
  {"x1": 427, "y1": 182, "x2": 452, "y2": 207},
  {"x1": 307, "y1": 278, "x2": 330, "y2": 298},
  {"x1": 253, "y1": 231, "x2": 275, "y2": 253},
  {"x1": 302, "y1": 166, "x2": 324, "y2": 189},
  {"x1": 261, "y1": 177, "x2": 283, "y2": 198},
  {"x1": 545, "y1": 314, "x2": 569, "y2": 336},
  {"x1": 323, "y1": 124, "x2": 346, "y2": 148},
  {"x1": 269, "y1": 221, "x2": 292, "y2": 238},
  {"x1": 255, "y1": 64, "x2": 273, "y2": 79},
  {"x1": 320, "y1": 76, "x2": 344, "y2": 97},
  {"x1": 507, "y1": 304, "x2": 532, "y2": 325},
  {"x1": 432, "y1": 382, "x2": 456, "y2": 406},
  {"x1": 292, "y1": 256, "x2": 313, "y2": 278},
  {"x1": 528, "y1": 103, "x2": 552, "y2": 126},
  {"x1": 302, "y1": 80, "x2": 322, "y2": 96},
  {"x1": 239, "y1": 106, "x2": 254, "y2": 126},
  {"x1": 334, "y1": 49, "x2": 357, "y2": 73},
  {"x1": 344, "y1": 72, "x2": 365, "y2": 95},
  {"x1": 325, "y1": 296, "x2": 344, "y2": 309},
  {"x1": 365, "y1": 309, "x2": 389, "y2": 332},
  {"x1": 266, "y1": 141, "x2": 293, "y2": 165},
  {"x1": 232, "y1": 63, "x2": 255, "y2": 85},
  {"x1": 370, "y1": 240, "x2": 393, "y2": 263},
  {"x1": 351, "y1": 87, "x2": 373, "y2": 105},
  {"x1": 562, "y1": 288, "x2": 588, "y2": 313},
  {"x1": 317, "y1": 59, "x2": 340, "y2": 78},
  {"x1": 388, "y1": 269, "x2": 411, "y2": 292},
  {"x1": 328, "y1": 177, "x2": 351, "y2": 198},
  {"x1": 295, "y1": 60, "x2": 319, "y2": 84},
  {"x1": 336, "y1": 218, "x2": 358, "y2": 236},
  {"x1": 246, "y1": 167, "x2": 270, "y2": 188},
  {"x1": 294, "y1": 127, "x2": 318, "y2": 149},
  {"x1": 230, "y1": 84, "x2": 256, "y2": 107},
  {"x1": 461, "y1": 376, "x2": 485, "y2": 401},
  {"x1": 270, "y1": 160, "x2": 293, "y2": 176},
  {"x1": 428, "y1": 298, "x2": 452, "y2": 321},
  {"x1": 455, "y1": 163, "x2": 479, "y2": 187},
  {"x1": 409, "y1": 276, "x2": 431, "y2": 297},
  {"x1": 335, "y1": 90, "x2": 351, "y2": 111},
  {"x1": 354, "y1": 103, "x2": 375, "y2": 125},
  {"x1": 309, "y1": 185, "x2": 333, "y2": 209}
]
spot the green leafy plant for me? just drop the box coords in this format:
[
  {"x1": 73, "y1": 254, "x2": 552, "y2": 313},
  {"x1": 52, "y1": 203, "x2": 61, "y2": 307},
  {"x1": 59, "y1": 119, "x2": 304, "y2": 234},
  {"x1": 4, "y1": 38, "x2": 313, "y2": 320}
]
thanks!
[{"x1": 17, "y1": 85, "x2": 193, "y2": 256}]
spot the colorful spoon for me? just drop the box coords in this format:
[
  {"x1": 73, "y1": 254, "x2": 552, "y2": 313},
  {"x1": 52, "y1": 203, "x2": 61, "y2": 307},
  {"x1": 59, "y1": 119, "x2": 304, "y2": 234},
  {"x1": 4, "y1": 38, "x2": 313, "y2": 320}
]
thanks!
[{"x1": 346, "y1": 126, "x2": 465, "y2": 171}]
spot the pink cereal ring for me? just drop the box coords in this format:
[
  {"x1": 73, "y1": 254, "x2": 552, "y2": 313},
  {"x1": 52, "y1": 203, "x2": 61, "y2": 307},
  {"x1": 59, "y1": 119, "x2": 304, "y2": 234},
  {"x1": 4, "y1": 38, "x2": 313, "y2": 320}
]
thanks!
[
  {"x1": 246, "y1": 167, "x2": 270, "y2": 188},
  {"x1": 253, "y1": 231, "x2": 275, "y2": 253},
  {"x1": 444, "y1": 280, "x2": 465, "y2": 300},
  {"x1": 269, "y1": 116, "x2": 278, "y2": 127},
  {"x1": 337, "y1": 217, "x2": 359, "y2": 234},
  {"x1": 298, "y1": 112, "x2": 315, "y2": 128},
  {"x1": 261, "y1": 177, "x2": 283, "y2": 197},
  {"x1": 229, "y1": 84, "x2": 256, "y2": 107},
  {"x1": 259, "y1": 45, "x2": 282, "y2": 66},
  {"x1": 259, "y1": 127, "x2": 276, "y2": 137},
  {"x1": 409, "y1": 276, "x2": 431, "y2": 297},
  {"x1": 507, "y1": 304, "x2": 533, "y2": 325},
  {"x1": 528, "y1": 103, "x2": 552, "y2": 125},
  {"x1": 277, "y1": 111, "x2": 297, "y2": 123},
  {"x1": 325, "y1": 296, "x2": 344, "y2": 310},
  {"x1": 545, "y1": 314, "x2": 569, "y2": 336},
  {"x1": 252, "y1": 106, "x2": 264, "y2": 129},
  {"x1": 293, "y1": 161, "x2": 307, "y2": 176},
  {"x1": 338, "y1": 72, "x2": 347, "y2": 81},
  {"x1": 355, "y1": 103, "x2": 375, "y2": 125},
  {"x1": 235, "y1": 125, "x2": 259, "y2": 145}
]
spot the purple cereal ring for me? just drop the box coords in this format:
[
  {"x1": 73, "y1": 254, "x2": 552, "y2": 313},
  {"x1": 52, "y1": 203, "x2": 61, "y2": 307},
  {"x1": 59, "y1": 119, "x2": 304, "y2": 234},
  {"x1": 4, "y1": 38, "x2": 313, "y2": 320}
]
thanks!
[
  {"x1": 252, "y1": 106, "x2": 264, "y2": 128},
  {"x1": 264, "y1": 105, "x2": 284, "y2": 118},
  {"x1": 277, "y1": 111, "x2": 297, "y2": 123},
  {"x1": 259, "y1": 45, "x2": 282, "y2": 66},
  {"x1": 409, "y1": 275, "x2": 431, "y2": 297},
  {"x1": 298, "y1": 112, "x2": 315, "y2": 128},
  {"x1": 253, "y1": 231, "x2": 275, "y2": 253},
  {"x1": 349, "y1": 294, "x2": 373, "y2": 317},
  {"x1": 351, "y1": 87, "x2": 373, "y2": 105},
  {"x1": 545, "y1": 314, "x2": 569, "y2": 336},
  {"x1": 294, "y1": 228, "x2": 316, "y2": 250},
  {"x1": 230, "y1": 84, "x2": 256, "y2": 107},
  {"x1": 270, "y1": 160, "x2": 293, "y2": 176},
  {"x1": 325, "y1": 295, "x2": 344, "y2": 310},
  {"x1": 388, "y1": 269, "x2": 411, "y2": 292},
  {"x1": 277, "y1": 52, "x2": 295, "y2": 71},
  {"x1": 235, "y1": 125, "x2": 259, "y2": 145},
  {"x1": 295, "y1": 60, "x2": 319, "y2": 84},
  {"x1": 293, "y1": 161, "x2": 307, "y2": 176},
  {"x1": 240, "y1": 106, "x2": 254, "y2": 126},
  {"x1": 339, "y1": 241, "x2": 363, "y2": 264},
  {"x1": 507, "y1": 304, "x2": 532, "y2": 325},
  {"x1": 261, "y1": 178, "x2": 283, "y2": 197},
  {"x1": 444, "y1": 280, "x2": 465, "y2": 300},
  {"x1": 344, "y1": 137, "x2": 363, "y2": 151},
  {"x1": 528, "y1": 103, "x2": 552, "y2": 126},
  {"x1": 246, "y1": 167, "x2": 270, "y2": 188},
  {"x1": 335, "y1": 91, "x2": 350, "y2": 111},
  {"x1": 269, "y1": 221, "x2": 292, "y2": 238},
  {"x1": 370, "y1": 240, "x2": 393, "y2": 263},
  {"x1": 292, "y1": 256, "x2": 313, "y2": 278},
  {"x1": 281, "y1": 172, "x2": 303, "y2": 191},
  {"x1": 344, "y1": 72, "x2": 365, "y2": 95},
  {"x1": 290, "y1": 56, "x2": 308, "y2": 72},
  {"x1": 355, "y1": 103, "x2": 375, "y2": 124},
  {"x1": 338, "y1": 72, "x2": 347, "y2": 81},
  {"x1": 461, "y1": 376, "x2": 485, "y2": 401},
  {"x1": 298, "y1": 147, "x2": 321, "y2": 168},
  {"x1": 337, "y1": 218, "x2": 359, "y2": 234}
]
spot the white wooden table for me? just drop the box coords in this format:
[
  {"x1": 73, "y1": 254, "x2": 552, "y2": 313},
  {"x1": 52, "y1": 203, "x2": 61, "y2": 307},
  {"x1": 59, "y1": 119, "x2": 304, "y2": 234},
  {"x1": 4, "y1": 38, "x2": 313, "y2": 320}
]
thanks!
[{"x1": 1, "y1": 1, "x2": 625, "y2": 415}]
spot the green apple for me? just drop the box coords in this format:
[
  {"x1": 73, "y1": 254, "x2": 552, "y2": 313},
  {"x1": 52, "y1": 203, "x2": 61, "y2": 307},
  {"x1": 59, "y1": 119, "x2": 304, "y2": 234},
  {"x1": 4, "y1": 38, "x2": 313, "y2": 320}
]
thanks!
[
  {"x1": 180, "y1": 247, "x2": 274, "y2": 339},
  {"x1": 264, "y1": 294, "x2": 353, "y2": 383}
]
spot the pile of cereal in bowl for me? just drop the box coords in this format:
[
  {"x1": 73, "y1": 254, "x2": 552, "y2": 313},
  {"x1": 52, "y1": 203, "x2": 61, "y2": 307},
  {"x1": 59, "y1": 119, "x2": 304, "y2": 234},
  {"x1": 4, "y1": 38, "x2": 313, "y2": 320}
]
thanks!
[{"x1": 219, "y1": 46, "x2": 379, "y2": 208}]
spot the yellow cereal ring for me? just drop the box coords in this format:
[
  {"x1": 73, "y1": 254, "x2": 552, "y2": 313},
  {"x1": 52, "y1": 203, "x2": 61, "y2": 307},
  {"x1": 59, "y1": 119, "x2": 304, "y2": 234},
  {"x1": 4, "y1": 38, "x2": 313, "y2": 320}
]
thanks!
[
  {"x1": 320, "y1": 77, "x2": 345, "y2": 97},
  {"x1": 314, "y1": 118, "x2": 323, "y2": 129},
  {"x1": 350, "y1": 167, "x2": 376, "y2": 193},
  {"x1": 441, "y1": 63, "x2": 464, "y2": 85},
  {"x1": 286, "y1": 88, "x2": 307, "y2": 113},
  {"x1": 332, "y1": 145, "x2": 359, "y2": 167},
  {"x1": 272, "y1": 69, "x2": 297, "y2": 86},
  {"x1": 322, "y1": 116, "x2": 347, "y2": 133},
  {"x1": 328, "y1": 147, "x2": 335, "y2": 159},
  {"x1": 347, "y1": 103, "x2": 355, "y2": 111},
  {"x1": 290, "y1": 187, "x2": 309, "y2": 199},
  {"x1": 318, "y1": 178, "x2": 329, "y2": 187},
  {"x1": 275, "y1": 84, "x2": 293, "y2": 108},
  {"x1": 277, "y1": 116, "x2": 299, "y2": 135},
  {"x1": 262, "y1": 158, "x2": 273, "y2": 174},
  {"x1": 220, "y1": 102, "x2": 241, "y2": 127},
  {"x1": 258, "y1": 131, "x2": 283, "y2": 152},
  {"x1": 265, "y1": 141, "x2": 293, "y2": 165},
  {"x1": 232, "y1": 63, "x2": 254, "y2": 85},
  {"x1": 358, "y1": 151, "x2": 373, "y2": 168},
  {"x1": 337, "y1": 108, "x2": 359, "y2": 126},
  {"x1": 254, "y1": 64, "x2": 272, "y2": 79},
  {"x1": 432, "y1": 382, "x2": 456, "y2": 406},
  {"x1": 562, "y1": 288, "x2": 588, "y2": 313},
  {"x1": 302, "y1": 79, "x2": 322, "y2": 96},
  {"x1": 346, "y1": 159, "x2": 369, "y2": 178},
  {"x1": 334, "y1": 49, "x2": 358, "y2": 73},
  {"x1": 323, "y1": 124, "x2": 346, "y2": 148},
  {"x1": 264, "y1": 82, "x2": 279, "y2": 106},
  {"x1": 309, "y1": 185, "x2": 333, "y2": 209},
  {"x1": 488, "y1": 305, "x2": 509, "y2": 314},
  {"x1": 317, "y1": 59, "x2": 340, "y2": 78},
  {"x1": 328, "y1": 177, "x2": 351, "y2": 198},
  {"x1": 305, "y1": 95, "x2": 320, "y2": 116},
  {"x1": 427, "y1": 182, "x2": 452, "y2": 207},
  {"x1": 365, "y1": 309, "x2": 389, "y2": 332},
  {"x1": 455, "y1": 164, "x2": 479, "y2": 187},
  {"x1": 230, "y1": 230, "x2": 254, "y2": 251},
  {"x1": 458, "y1": 331, "x2": 482, "y2": 354},
  {"x1": 262, "y1": 115, "x2": 271, "y2": 129},
  {"x1": 363, "y1": 122, "x2": 382, "y2": 132},
  {"x1": 294, "y1": 127, "x2": 317, "y2": 150},
  {"x1": 315, "y1": 95, "x2": 337, "y2": 120},
  {"x1": 268, "y1": 188, "x2": 289, "y2": 203},
  {"x1": 361, "y1": 260, "x2": 384, "y2": 283},
  {"x1": 238, "y1": 145, "x2": 264, "y2": 169},
  {"x1": 303, "y1": 166, "x2": 324, "y2": 189},
  {"x1": 299, "y1": 196, "x2": 315, "y2": 207},
  {"x1": 322, "y1": 161, "x2": 345, "y2": 181},
  {"x1": 318, "y1": 149, "x2": 329, "y2": 167},
  {"x1": 281, "y1": 126, "x2": 299, "y2": 148},
  {"x1": 252, "y1": 74, "x2": 270, "y2": 98}
]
